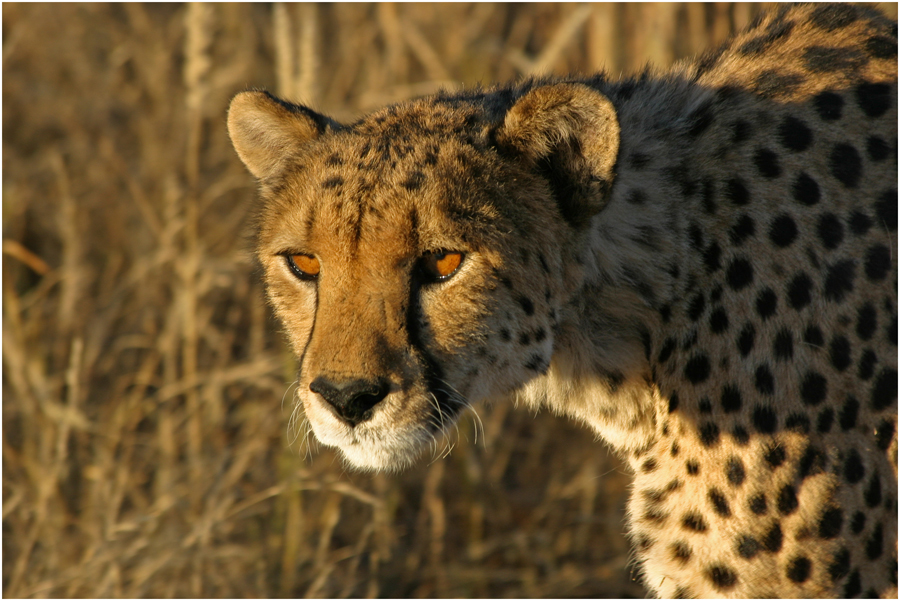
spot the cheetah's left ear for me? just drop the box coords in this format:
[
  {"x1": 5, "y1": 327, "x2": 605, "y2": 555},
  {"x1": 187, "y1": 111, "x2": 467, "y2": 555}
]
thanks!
[
  {"x1": 495, "y1": 83, "x2": 620, "y2": 227},
  {"x1": 227, "y1": 90, "x2": 340, "y2": 180}
]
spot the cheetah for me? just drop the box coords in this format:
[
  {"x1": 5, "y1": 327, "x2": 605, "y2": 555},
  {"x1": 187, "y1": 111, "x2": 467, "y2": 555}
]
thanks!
[{"x1": 227, "y1": 4, "x2": 897, "y2": 597}]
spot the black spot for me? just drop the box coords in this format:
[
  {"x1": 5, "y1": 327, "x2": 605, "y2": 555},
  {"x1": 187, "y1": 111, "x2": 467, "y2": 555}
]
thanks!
[
  {"x1": 875, "y1": 188, "x2": 897, "y2": 231},
  {"x1": 698, "y1": 397, "x2": 712, "y2": 413},
  {"x1": 738, "y1": 323, "x2": 755, "y2": 356},
  {"x1": 849, "y1": 210, "x2": 873, "y2": 235},
  {"x1": 866, "y1": 523, "x2": 884, "y2": 560},
  {"x1": 629, "y1": 152, "x2": 651, "y2": 170},
  {"x1": 658, "y1": 337, "x2": 676, "y2": 363},
  {"x1": 754, "y1": 70, "x2": 804, "y2": 99},
  {"x1": 709, "y1": 308, "x2": 729, "y2": 334},
  {"x1": 682, "y1": 512, "x2": 708, "y2": 532},
  {"x1": 773, "y1": 329, "x2": 793, "y2": 360},
  {"x1": 874, "y1": 419, "x2": 894, "y2": 450},
  {"x1": 634, "y1": 532, "x2": 654, "y2": 550},
  {"x1": 688, "y1": 224, "x2": 704, "y2": 250},
  {"x1": 686, "y1": 460, "x2": 700, "y2": 476},
  {"x1": 829, "y1": 547, "x2": 852, "y2": 581},
  {"x1": 720, "y1": 385, "x2": 742, "y2": 413},
  {"x1": 708, "y1": 488, "x2": 731, "y2": 517},
  {"x1": 753, "y1": 405, "x2": 778, "y2": 435},
  {"x1": 729, "y1": 214, "x2": 756, "y2": 245},
  {"x1": 670, "y1": 441, "x2": 678, "y2": 455},
  {"x1": 799, "y1": 445, "x2": 826, "y2": 479},
  {"x1": 817, "y1": 213, "x2": 844, "y2": 249},
  {"x1": 707, "y1": 564, "x2": 737, "y2": 590},
  {"x1": 865, "y1": 474, "x2": 882, "y2": 508},
  {"x1": 819, "y1": 507, "x2": 844, "y2": 539},
  {"x1": 777, "y1": 485, "x2": 798, "y2": 515},
  {"x1": 749, "y1": 494, "x2": 768, "y2": 515},
  {"x1": 726, "y1": 457, "x2": 746, "y2": 486},
  {"x1": 866, "y1": 136, "x2": 890, "y2": 162},
  {"x1": 732, "y1": 426, "x2": 750, "y2": 445},
  {"x1": 688, "y1": 293, "x2": 706, "y2": 321},
  {"x1": 804, "y1": 46, "x2": 868, "y2": 73},
  {"x1": 699, "y1": 422, "x2": 720, "y2": 447},
  {"x1": 871, "y1": 368, "x2": 897, "y2": 411},
  {"x1": 785, "y1": 413, "x2": 811, "y2": 433},
  {"x1": 517, "y1": 295, "x2": 535, "y2": 316},
  {"x1": 736, "y1": 535, "x2": 760, "y2": 559},
  {"x1": 672, "y1": 541, "x2": 692, "y2": 563},
  {"x1": 626, "y1": 188, "x2": 647, "y2": 204},
  {"x1": 499, "y1": 328, "x2": 511, "y2": 342},
  {"x1": 778, "y1": 115, "x2": 813, "y2": 151},
  {"x1": 840, "y1": 396, "x2": 860, "y2": 430},
  {"x1": 668, "y1": 164, "x2": 698, "y2": 197},
  {"x1": 829, "y1": 337, "x2": 852, "y2": 371},
  {"x1": 811, "y1": 4, "x2": 857, "y2": 31},
  {"x1": 769, "y1": 214, "x2": 798, "y2": 247},
  {"x1": 703, "y1": 242, "x2": 722, "y2": 273},
  {"x1": 524, "y1": 354, "x2": 548, "y2": 372},
  {"x1": 856, "y1": 303, "x2": 877, "y2": 341},
  {"x1": 322, "y1": 175, "x2": 344, "y2": 189},
  {"x1": 739, "y1": 20, "x2": 794, "y2": 55},
  {"x1": 727, "y1": 258, "x2": 753, "y2": 290},
  {"x1": 731, "y1": 120, "x2": 751, "y2": 143},
  {"x1": 659, "y1": 304, "x2": 672, "y2": 323},
  {"x1": 857, "y1": 349, "x2": 877, "y2": 380},
  {"x1": 817, "y1": 408, "x2": 834, "y2": 433},
  {"x1": 700, "y1": 179, "x2": 716, "y2": 214},
  {"x1": 724, "y1": 178, "x2": 750, "y2": 206},
  {"x1": 864, "y1": 244, "x2": 891, "y2": 281},
  {"x1": 851, "y1": 512, "x2": 866, "y2": 535},
  {"x1": 823, "y1": 260, "x2": 856, "y2": 302},
  {"x1": 754, "y1": 365, "x2": 775, "y2": 396},
  {"x1": 754, "y1": 148, "x2": 781, "y2": 178},
  {"x1": 764, "y1": 443, "x2": 786, "y2": 469},
  {"x1": 685, "y1": 354, "x2": 711, "y2": 384},
  {"x1": 856, "y1": 82, "x2": 892, "y2": 118},
  {"x1": 518, "y1": 332, "x2": 531, "y2": 345},
  {"x1": 763, "y1": 522, "x2": 783, "y2": 552},
  {"x1": 534, "y1": 327, "x2": 547, "y2": 342},
  {"x1": 804, "y1": 324, "x2": 824, "y2": 347},
  {"x1": 755, "y1": 288, "x2": 777, "y2": 319},
  {"x1": 865, "y1": 35, "x2": 897, "y2": 59},
  {"x1": 641, "y1": 458, "x2": 658, "y2": 473},
  {"x1": 830, "y1": 144, "x2": 863, "y2": 188},
  {"x1": 786, "y1": 556, "x2": 812, "y2": 583},
  {"x1": 668, "y1": 391, "x2": 680, "y2": 413},
  {"x1": 792, "y1": 172, "x2": 821, "y2": 206},
  {"x1": 843, "y1": 570, "x2": 862, "y2": 597},
  {"x1": 813, "y1": 91, "x2": 844, "y2": 121}
]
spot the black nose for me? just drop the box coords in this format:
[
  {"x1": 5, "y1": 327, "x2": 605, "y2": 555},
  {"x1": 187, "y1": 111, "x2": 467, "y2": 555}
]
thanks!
[{"x1": 309, "y1": 377, "x2": 389, "y2": 426}]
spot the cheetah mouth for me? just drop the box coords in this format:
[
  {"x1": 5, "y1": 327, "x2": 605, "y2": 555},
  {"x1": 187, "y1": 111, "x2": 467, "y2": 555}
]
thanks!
[{"x1": 298, "y1": 382, "x2": 473, "y2": 471}]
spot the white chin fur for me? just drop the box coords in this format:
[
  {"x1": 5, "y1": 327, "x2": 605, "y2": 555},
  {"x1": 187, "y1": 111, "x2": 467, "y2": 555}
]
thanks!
[{"x1": 302, "y1": 395, "x2": 431, "y2": 472}]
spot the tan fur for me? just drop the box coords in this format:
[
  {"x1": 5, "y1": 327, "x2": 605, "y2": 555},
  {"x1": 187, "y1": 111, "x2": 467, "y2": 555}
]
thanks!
[{"x1": 229, "y1": 4, "x2": 897, "y2": 597}]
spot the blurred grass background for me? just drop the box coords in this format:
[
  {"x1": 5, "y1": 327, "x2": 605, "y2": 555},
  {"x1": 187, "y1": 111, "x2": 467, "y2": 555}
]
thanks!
[{"x1": 4, "y1": 3, "x2": 895, "y2": 598}]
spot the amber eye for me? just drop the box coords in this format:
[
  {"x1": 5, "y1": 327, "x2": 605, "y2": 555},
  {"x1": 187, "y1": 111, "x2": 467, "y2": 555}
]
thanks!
[
  {"x1": 286, "y1": 254, "x2": 320, "y2": 280},
  {"x1": 420, "y1": 251, "x2": 464, "y2": 282}
]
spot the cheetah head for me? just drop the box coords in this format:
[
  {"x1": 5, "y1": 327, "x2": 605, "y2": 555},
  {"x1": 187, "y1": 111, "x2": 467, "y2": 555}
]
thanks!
[{"x1": 227, "y1": 84, "x2": 620, "y2": 470}]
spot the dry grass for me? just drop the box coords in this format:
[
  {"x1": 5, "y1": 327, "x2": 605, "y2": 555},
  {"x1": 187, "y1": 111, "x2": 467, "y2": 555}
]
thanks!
[{"x1": 5, "y1": 3, "x2": 894, "y2": 598}]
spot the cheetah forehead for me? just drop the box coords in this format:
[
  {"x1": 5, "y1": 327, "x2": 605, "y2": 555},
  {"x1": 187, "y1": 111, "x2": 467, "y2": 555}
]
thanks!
[{"x1": 259, "y1": 103, "x2": 562, "y2": 255}]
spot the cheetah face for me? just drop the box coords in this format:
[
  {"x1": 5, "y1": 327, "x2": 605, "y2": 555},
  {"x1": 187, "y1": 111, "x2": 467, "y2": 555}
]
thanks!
[{"x1": 228, "y1": 86, "x2": 619, "y2": 470}]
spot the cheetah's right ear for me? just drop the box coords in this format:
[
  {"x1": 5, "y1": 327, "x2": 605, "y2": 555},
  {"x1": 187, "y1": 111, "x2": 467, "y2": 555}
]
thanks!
[
  {"x1": 227, "y1": 91, "x2": 340, "y2": 180},
  {"x1": 495, "y1": 83, "x2": 620, "y2": 228}
]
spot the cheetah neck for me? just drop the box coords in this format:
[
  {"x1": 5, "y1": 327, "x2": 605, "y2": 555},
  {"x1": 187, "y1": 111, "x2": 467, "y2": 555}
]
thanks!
[{"x1": 516, "y1": 75, "x2": 712, "y2": 459}]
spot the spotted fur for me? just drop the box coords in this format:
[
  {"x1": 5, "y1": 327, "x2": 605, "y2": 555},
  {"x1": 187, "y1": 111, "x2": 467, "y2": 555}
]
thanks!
[{"x1": 228, "y1": 4, "x2": 897, "y2": 597}]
